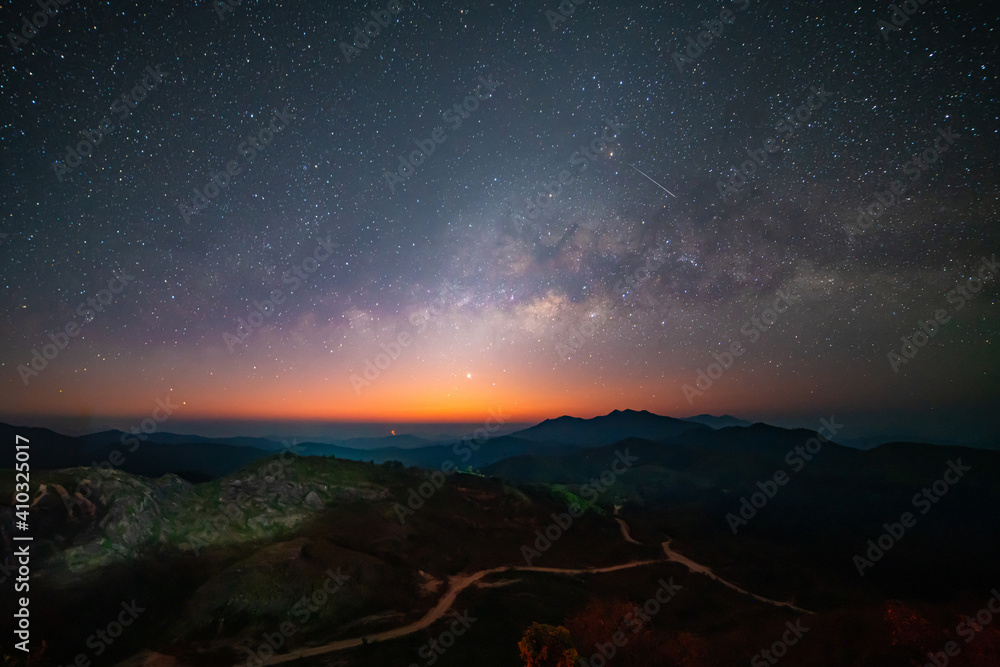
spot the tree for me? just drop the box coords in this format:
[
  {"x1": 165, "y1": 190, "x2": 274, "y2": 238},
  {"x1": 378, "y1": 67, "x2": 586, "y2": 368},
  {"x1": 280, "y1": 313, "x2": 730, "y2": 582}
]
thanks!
[{"x1": 519, "y1": 623, "x2": 580, "y2": 667}]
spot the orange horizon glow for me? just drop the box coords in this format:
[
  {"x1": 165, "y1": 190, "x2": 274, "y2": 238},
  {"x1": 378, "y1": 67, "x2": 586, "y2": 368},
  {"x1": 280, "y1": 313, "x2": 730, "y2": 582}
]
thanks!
[
  {"x1": 3, "y1": 338, "x2": 949, "y2": 428},
  {"x1": 6, "y1": 367, "x2": 702, "y2": 424}
]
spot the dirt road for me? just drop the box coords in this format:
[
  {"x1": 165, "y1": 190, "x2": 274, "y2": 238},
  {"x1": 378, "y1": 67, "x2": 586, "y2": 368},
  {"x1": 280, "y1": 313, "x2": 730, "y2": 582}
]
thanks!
[
  {"x1": 256, "y1": 558, "x2": 663, "y2": 666},
  {"x1": 252, "y1": 516, "x2": 812, "y2": 665}
]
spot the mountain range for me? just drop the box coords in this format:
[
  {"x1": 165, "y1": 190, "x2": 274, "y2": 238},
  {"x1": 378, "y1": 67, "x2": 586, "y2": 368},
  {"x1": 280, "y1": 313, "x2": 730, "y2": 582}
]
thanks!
[
  {"x1": 3, "y1": 409, "x2": 1000, "y2": 666},
  {"x1": 2, "y1": 409, "x2": 991, "y2": 482},
  {"x1": 0, "y1": 410, "x2": 753, "y2": 479}
]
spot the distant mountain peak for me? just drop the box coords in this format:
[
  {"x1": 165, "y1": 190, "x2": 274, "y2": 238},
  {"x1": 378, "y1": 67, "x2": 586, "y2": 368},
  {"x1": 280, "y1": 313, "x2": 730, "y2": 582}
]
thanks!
[
  {"x1": 510, "y1": 409, "x2": 706, "y2": 447},
  {"x1": 682, "y1": 414, "x2": 754, "y2": 430}
]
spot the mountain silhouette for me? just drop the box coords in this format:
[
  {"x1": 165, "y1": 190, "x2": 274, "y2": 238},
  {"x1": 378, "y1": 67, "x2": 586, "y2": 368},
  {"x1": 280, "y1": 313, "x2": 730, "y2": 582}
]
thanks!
[
  {"x1": 508, "y1": 408, "x2": 709, "y2": 446},
  {"x1": 682, "y1": 413, "x2": 754, "y2": 429}
]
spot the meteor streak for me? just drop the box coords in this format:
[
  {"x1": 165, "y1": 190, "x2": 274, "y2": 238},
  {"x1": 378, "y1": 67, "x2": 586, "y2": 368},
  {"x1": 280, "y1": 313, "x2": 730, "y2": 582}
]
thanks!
[{"x1": 629, "y1": 163, "x2": 677, "y2": 198}]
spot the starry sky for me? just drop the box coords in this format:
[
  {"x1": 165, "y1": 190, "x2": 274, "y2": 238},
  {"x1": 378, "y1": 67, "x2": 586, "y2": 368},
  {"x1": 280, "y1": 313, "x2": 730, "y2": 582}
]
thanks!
[{"x1": 1, "y1": 0, "x2": 997, "y2": 444}]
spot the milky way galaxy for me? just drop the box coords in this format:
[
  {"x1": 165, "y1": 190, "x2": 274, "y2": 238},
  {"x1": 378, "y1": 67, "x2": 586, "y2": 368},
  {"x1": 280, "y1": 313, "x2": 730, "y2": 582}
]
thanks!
[{"x1": 1, "y1": 0, "x2": 997, "y2": 444}]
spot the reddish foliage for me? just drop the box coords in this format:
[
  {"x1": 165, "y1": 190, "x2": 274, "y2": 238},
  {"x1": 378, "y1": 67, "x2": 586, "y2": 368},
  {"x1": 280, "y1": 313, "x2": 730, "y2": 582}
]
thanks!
[{"x1": 565, "y1": 597, "x2": 708, "y2": 666}]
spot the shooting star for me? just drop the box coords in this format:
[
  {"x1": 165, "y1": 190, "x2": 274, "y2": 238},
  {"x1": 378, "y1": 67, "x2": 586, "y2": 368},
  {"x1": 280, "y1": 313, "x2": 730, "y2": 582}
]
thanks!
[{"x1": 629, "y1": 163, "x2": 677, "y2": 198}]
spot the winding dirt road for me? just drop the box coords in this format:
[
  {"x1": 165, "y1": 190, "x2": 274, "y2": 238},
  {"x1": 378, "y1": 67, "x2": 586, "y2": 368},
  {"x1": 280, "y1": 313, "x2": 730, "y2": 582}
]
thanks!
[
  {"x1": 255, "y1": 559, "x2": 663, "y2": 666},
  {"x1": 614, "y1": 517, "x2": 642, "y2": 545},
  {"x1": 252, "y1": 516, "x2": 811, "y2": 665},
  {"x1": 614, "y1": 508, "x2": 813, "y2": 615},
  {"x1": 660, "y1": 539, "x2": 814, "y2": 615}
]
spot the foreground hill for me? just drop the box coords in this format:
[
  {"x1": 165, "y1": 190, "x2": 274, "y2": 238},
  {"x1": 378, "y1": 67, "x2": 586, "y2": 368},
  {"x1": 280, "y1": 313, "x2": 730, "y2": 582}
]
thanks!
[{"x1": 0, "y1": 453, "x2": 640, "y2": 666}]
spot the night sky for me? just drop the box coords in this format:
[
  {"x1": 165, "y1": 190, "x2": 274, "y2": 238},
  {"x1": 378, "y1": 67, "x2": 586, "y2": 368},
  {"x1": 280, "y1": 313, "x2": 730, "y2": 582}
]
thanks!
[{"x1": 1, "y1": 0, "x2": 997, "y2": 444}]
